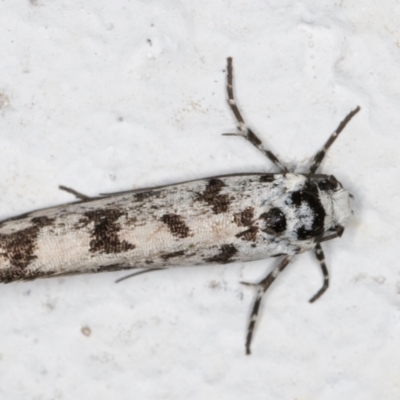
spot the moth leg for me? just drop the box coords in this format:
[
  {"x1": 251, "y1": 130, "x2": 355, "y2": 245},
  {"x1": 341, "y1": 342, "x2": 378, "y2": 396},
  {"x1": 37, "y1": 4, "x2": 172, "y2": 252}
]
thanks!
[
  {"x1": 319, "y1": 225, "x2": 344, "y2": 243},
  {"x1": 242, "y1": 255, "x2": 293, "y2": 355},
  {"x1": 309, "y1": 106, "x2": 360, "y2": 174},
  {"x1": 115, "y1": 268, "x2": 165, "y2": 283},
  {"x1": 309, "y1": 243, "x2": 329, "y2": 303},
  {"x1": 302, "y1": 173, "x2": 332, "y2": 180},
  {"x1": 224, "y1": 57, "x2": 288, "y2": 172},
  {"x1": 59, "y1": 185, "x2": 91, "y2": 201}
]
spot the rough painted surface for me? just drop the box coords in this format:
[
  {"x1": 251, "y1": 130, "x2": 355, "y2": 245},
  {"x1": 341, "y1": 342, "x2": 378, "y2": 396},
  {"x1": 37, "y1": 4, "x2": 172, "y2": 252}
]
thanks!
[{"x1": 0, "y1": 1, "x2": 399, "y2": 400}]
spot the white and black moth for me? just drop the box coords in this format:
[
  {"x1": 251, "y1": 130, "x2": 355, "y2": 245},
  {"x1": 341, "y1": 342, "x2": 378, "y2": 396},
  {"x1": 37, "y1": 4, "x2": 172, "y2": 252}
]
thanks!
[{"x1": 0, "y1": 58, "x2": 360, "y2": 354}]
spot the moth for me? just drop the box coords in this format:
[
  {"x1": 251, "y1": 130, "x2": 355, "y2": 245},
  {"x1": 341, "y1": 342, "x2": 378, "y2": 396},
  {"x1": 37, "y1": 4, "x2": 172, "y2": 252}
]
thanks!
[{"x1": 0, "y1": 58, "x2": 360, "y2": 354}]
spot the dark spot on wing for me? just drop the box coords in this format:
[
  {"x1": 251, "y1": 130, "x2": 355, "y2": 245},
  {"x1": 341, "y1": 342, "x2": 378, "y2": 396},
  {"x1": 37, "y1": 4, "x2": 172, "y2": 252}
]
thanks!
[
  {"x1": 205, "y1": 244, "x2": 237, "y2": 264},
  {"x1": 161, "y1": 214, "x2": 190, "y2": 238},
  {"x1": 133, "y1": 191, "x2": 160, "y2": 202},
  {"x1": 235, "y1": 226, "x2": 259, "y2": 242},
  {"x1": 97, "y1": 263, "x2": 131, "y2": 272},
  {"x1": 289, "y1": 183, "x2": 326, "y2": 240},
  {"x1": 259, "y1": 208, "x2": 286, "y2": 235},
  {"x1": 233, "y1": 207, "x2": 254, "y2": 227},
  {"x1": 259, "y1": 175, "x2": 275, "y2": 183},
  {"x1": 161, "y1": 250, "x2": 185, "y2": 260},
  {"x1": 0, "y1": 216, "x2": 56, "y2": 272},
  {"x1": 0, "y1": 267, "x2": 50, "y2": 283},
  {"x1": 31, "y1": 216, "x2": 55, "y2": 228},
  {"x1": 80, "y1": 209, "x2": 135, "y2": 254},
  {"x1": 197, "y1": 178, "x2": 232, "y2": 214},
  {"x1": 125, "y1": 216, "x2": 138, "y2": 226}
]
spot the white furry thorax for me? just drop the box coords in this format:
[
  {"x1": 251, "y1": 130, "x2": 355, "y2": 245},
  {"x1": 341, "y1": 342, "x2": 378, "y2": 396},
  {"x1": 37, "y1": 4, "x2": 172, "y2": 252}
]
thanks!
[{"x1": 319, "y1": 186, "x2": 353, "y2": 232}]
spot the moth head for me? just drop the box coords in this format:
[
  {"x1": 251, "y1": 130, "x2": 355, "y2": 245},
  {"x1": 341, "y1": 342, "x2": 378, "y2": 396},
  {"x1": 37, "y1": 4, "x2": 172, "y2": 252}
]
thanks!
[{"x1": 318, "y1": 176, "x2": 353, "y2": 231}]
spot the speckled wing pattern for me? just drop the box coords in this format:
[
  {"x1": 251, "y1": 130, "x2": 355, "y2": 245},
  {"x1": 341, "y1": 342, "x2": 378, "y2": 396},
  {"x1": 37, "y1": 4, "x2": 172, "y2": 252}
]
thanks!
[{"x1": 0, "y1": 173, "x2": 317, "y2": 283}]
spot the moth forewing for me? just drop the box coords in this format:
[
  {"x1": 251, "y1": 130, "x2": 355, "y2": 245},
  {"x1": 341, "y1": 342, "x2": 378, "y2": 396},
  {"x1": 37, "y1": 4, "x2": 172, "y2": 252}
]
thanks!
[{"x1": 0, "y1": 174, "x2": 314, "y2": 280}]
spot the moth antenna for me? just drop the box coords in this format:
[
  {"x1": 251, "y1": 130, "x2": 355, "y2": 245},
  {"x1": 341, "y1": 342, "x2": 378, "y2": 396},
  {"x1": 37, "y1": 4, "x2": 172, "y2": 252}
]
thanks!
[
  {"x1": 309, "y1": 106, "x2": 360, "y2": 174},
  {"x1": 225, "y1": 57, "x2": 288, "y2": 172}
]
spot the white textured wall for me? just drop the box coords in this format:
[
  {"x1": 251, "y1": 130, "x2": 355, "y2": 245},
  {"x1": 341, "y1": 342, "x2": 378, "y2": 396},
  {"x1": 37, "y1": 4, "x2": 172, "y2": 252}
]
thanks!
[{"x1": 0, "y1": 1, "x2": 398, "y2": 399}]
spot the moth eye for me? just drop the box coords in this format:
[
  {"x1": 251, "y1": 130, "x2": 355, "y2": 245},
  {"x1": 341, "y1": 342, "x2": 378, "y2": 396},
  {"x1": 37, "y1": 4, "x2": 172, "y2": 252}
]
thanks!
[
  {"x1": 318, "y1": 176, "x2": 341, "y2": 190},
  {"x1": 259, "y1": 208, "x2": 286, "y2": 235}
]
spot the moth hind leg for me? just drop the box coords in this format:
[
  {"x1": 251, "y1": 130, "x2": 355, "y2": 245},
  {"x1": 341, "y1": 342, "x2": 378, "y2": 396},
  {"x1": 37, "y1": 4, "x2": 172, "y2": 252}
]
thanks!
[
  {"x1": 58, "y1": 185, "x2": 92, "y2": 201},
  {"x1": 242, "y1": 254, "x2": 293, "y2": 355},
  {"x1": 224, "y1": 57, "x2": 287, "y2": 172},
  {"x1": 115, "y1": 268, "x2": 165, "y2": 283}
]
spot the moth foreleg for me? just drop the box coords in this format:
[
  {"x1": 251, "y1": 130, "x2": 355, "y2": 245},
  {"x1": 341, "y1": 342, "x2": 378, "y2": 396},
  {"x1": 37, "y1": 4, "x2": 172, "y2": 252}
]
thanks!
[
  {"x1": 242, "y1": 255, "x2": 293, "y2": 355},
  {"x1": 309, "y1": 243, "x2": 329, "y2": 303},
  {"x1": 224, "y1": 57, "x2": 287, "y2": 172},
  {"x1": 319, "y1": 225, "x2": 344, "y2": 243}
]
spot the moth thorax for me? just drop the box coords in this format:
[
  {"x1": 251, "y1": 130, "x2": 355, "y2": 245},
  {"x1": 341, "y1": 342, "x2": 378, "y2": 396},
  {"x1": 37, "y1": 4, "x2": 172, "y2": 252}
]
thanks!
[{"x1": 318, "y1": 181, "x2": 353, "y2": 231}]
